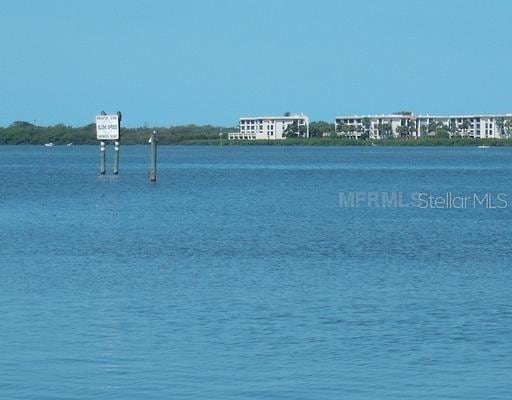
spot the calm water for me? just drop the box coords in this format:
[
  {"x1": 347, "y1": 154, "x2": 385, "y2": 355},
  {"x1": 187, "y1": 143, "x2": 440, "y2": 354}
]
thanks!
[{"x1": 1, "y1": 145, "x2": 511, "y2": 399}]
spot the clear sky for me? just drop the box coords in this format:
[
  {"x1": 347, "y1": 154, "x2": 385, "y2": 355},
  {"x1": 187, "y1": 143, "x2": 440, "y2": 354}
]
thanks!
[{"x1": 1, "y1": 0, "x2": 511, "y2": 127}]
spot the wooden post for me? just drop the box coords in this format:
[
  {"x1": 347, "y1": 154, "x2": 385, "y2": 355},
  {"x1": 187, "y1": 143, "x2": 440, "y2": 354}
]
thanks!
[
  {"x1": 100, "y1": 141, "x2": 106, "y2": 175},
  {"x1": 113, "y1": 141, "x2": 120, "y2": 175},
  {"x1": 114, "y1": 111, "x2": 122, "y2": 175},
  {"x1": 149, "y1": 130, "x2": 157, "y2": 182}
]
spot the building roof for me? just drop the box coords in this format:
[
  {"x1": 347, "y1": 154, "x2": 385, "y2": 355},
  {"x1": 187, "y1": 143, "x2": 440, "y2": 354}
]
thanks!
[
  {"x1": 336, "y1": 113, "x2": 512, "y2": 120},
  {"x1": 240, "y1": 114, "x2": 308, "y2": 121}
]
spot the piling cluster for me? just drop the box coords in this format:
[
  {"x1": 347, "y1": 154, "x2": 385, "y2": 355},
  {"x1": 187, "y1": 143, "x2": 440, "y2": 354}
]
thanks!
[{"x1": 96, "y1": 111, "x2": 158, "y2": 182}]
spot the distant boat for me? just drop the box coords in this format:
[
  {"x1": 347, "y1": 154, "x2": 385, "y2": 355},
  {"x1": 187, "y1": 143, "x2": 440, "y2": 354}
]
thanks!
[
  {"x1": 478, "y1": 145, "x2": 490, "y2": 149},
  {"x1": 44, "y1": 143, "x2": 54, "y2": 147},
  {"x1": 66, "y1": 143, "x2": 73, "y2": 147}
]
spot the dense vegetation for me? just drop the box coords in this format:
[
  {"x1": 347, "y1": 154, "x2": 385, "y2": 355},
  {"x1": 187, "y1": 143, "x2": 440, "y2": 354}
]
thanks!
[
  {"x1": 1, "y1": 120, "x2": 512, "y2": 146},
  {"x1": 226, "y1": 137, "x2": 512, "y2": 146},
  {"x1": 0, "y1": 121, "x2": 232, "y2": 145}
]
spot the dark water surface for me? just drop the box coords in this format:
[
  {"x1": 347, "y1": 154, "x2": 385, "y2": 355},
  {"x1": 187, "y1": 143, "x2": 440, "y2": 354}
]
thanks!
[{"x1": 1, "y1": 145, "x2": 511, "y2": 399}]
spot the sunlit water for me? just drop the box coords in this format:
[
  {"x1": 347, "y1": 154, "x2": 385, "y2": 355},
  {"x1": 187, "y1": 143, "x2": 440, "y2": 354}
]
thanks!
[{"x1": 1, "y1": 145, "x2": 511, "y2": 399}]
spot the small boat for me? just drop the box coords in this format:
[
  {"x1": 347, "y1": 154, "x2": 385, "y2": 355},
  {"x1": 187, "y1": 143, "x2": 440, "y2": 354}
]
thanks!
[
  {"x1": 66, "y1": 143, "x2": 73, "y2": 147},
  {"x1": 478, "y1": 145, "x2": 490, "y2": 149},
  {"x1": 44, "y1": 143, "x2": 54, "y2": 147}
]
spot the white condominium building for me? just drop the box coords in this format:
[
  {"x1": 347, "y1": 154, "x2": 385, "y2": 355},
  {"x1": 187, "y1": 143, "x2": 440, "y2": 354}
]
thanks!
[
  {"x1": 335, "y1": 113, "x2": 512, "y2": 139},
  {"x1": 229, "y1": 114, "x2": 309, "y2": 140}
]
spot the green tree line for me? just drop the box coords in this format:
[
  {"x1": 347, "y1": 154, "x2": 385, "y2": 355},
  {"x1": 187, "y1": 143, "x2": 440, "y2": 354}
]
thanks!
[
  {"x1": 0, "y1": 121, "x2": 234, "y2": 145},
  {"x1": 1, "y1": 120, "x2": 512, "y2": 146}
]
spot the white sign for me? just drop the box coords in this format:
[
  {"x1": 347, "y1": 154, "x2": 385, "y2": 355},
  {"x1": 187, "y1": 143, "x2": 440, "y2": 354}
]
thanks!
[{"x1": 96, "y1": 114, "x2": 119, "y2": 140}]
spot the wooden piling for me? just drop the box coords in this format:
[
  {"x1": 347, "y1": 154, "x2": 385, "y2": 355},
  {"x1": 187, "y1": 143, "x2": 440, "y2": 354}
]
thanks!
[
  {"x1": 149, "y1": 131, "x2": 157, "y2": 182},
  {"x1": 113, "y1": 141, "x2": 120, "y2": 175},
  {"x1": 100, "y1": 141, "x2": 106, "y2": 175}
]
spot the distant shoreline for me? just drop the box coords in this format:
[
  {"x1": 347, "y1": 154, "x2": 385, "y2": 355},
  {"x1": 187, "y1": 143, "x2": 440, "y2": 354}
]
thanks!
[
  {"x1": 3, "y1": 138, "x2": 512, "y2": 147},
  {"x1": 2, "y1": 121, "x2": 512, "y2": 146},
  {"x1": 189, "y1": 138, "x2": 512, "y2": 147}
]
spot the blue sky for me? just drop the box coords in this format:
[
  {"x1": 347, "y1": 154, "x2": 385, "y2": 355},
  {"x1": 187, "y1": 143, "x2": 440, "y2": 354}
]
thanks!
[{"x1": 0, "y1": 0, "x2": 511, "y2": 127}]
